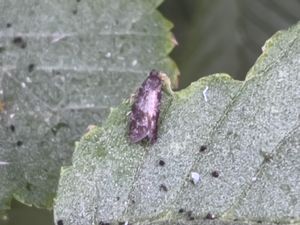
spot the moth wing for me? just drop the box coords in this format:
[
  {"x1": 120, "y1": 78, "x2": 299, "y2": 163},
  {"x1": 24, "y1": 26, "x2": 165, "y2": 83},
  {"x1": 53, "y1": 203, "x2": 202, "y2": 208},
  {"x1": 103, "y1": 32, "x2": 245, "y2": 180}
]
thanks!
[
  {"x1": 129, "y1": 125, "x2": 149, "y2": 143},
  {"x1": 129, "y1": 112, "x2": 150, "y2": 143},
  {"x1": 147, "y1": 112, "x2": 160, "y2": 144}
]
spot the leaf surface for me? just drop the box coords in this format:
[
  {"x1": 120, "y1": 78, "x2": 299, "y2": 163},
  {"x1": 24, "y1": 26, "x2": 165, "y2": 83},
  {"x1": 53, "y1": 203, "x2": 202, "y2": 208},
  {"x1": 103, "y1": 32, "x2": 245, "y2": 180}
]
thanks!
[
  {"x1": 54, "y1": 22, "x2": 300, "y2": 224},
  {"x1": 0, "y1": 0, "x2": 178, "y2": 211}
]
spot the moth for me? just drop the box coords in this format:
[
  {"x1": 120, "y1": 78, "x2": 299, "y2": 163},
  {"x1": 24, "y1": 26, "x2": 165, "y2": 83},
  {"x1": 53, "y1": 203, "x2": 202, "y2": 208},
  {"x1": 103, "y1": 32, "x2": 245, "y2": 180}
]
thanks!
[{"x1": 129, "y1": 69, "x2": 173, "y2": 144}]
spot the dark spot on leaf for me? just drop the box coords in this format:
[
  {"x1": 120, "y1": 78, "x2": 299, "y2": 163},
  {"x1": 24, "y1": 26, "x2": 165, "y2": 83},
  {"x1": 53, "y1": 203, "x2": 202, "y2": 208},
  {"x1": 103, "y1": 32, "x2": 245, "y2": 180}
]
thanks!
[
  {"x1": 257, "y1": 220, "x2": 262, "y2": 224},
  {"x1": 178, "y1": 208, "x2": 185, "y2": 213},
  {"x1": 200, "y1": 145, "x2": 207, "y2": 152},
  {"x1": 188, "y1": 216, "x2": 194, "y2": 220},
  {"x1": 57, "y1": 220, "x2": 64, "y2": 225},
  {"x1": 0, "y1": 46, "x2": 5, "y2": 53},
  {"x1": 26, "y1": 182, "x2": 32, "y2": 191},
  {"x1": 6, "y1": 23, "x2": 12, "y2": 28},
  {"x1": 264, "y1": 156, "x2": 273, "y2": 163},
  {"x1": 99, "y1": 222, "x2": 110, "y2": 225},
  {"x1": 131, "y1": 199, "x2": 135, "y2": 204},
  {"x1": 16, "y1": 140, "x2": 23, "y2": 146},
  {"x1": 28, "y1": 63, "x2": 35, "y2": 72},
  {"x1": 76, "y1": 0, "x2": 81, "y2": 2},
  {"x1": 205, "y1": 212, "x2": 216, "y2": 220},
  {"x1": 186, "y1": 211, "x2": 194, "y2": 220},
  {"x1": 53, "y1": 70, "x2": 61, "y2": 75},
  {"x1": 158, "y1": 159, "x2": 165, "y2": 166},
  {"x1": 12, "y1": 36, "x2": 27, "y2": 49},
  {"x1": 72, "y1": 9, "x2": 77, "y2": 15},
  {"x1": 159, "y1": 184, "x2": 168, "y2": 192},
  {"x1": 262, "y1": 152, "x2": 273, "y2": 163},
  {"x1": 211, "y1": 170, "x2": 219, "y2": 178},
  {"x1": 116, "y1": 196, "x2": 120, "y2": 201},
  {"x1": 10, "y1": 125, "x2": 15, "y2": 132}
]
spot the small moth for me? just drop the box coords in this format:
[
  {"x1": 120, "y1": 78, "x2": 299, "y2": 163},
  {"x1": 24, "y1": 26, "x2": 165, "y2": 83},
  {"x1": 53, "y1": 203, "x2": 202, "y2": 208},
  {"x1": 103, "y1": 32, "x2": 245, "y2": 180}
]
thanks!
[{"x1": 129, "y1": 69, "x2": 173, "y2": 144}]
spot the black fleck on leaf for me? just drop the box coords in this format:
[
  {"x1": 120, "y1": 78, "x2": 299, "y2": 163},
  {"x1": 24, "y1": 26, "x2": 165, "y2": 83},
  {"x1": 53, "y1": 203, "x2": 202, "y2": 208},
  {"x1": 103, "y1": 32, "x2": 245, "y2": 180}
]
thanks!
[
  {"x1": 99, "y1": 222, "x2": 110, "y2": 225},
  {"x1": 199, "y1": 145, "x2": 207, "y2": 152},
  {"x1": 28, "y1": 63, "x2": 35, "y2": 72},
  {"x1": 211, "y1": 170, "x2": 219, "y2": 178},
  {"x1": 178, "y1": 208, "x2": 185, "y2": 213},
  {"x1": 57, "y1": 220, "x2": 64, "y2": 225},
  {"x1": 262, "y1": 152, "x2": 273, "y2": 162},
  {"x1": 159, "y1": 184, "x2": 168, "y2": 192},
  {"x1": 186, "y1": 210, "x2": 194, "y2": 220},
  {"x1": 158, "y1": 159, "x2": 165, "y2": 166},
  {"x1": 12, "y1": 36, "x2": 27, "y2": 48},
  {"x1": 205, "y1": 212, "x2": 216, "y2": 220},
  {"x1": 9, "y1": 125, "x2": 15, "y2": 132}
]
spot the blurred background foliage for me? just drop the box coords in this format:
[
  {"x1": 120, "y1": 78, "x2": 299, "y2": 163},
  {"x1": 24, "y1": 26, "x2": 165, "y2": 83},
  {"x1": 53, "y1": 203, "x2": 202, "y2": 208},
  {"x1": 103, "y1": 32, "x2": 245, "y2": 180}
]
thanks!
[
  {"x1": 3, "y1": 0, "x2": 300, "y2": 224},
  {"x1": 160, "y1": 0, "x2": 300, "y2": 88}
]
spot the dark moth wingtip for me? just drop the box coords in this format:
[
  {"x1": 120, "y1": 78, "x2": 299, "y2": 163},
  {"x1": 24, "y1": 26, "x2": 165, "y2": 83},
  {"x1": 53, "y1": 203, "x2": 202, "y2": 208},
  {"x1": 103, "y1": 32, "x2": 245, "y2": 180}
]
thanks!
[{"x1": 129, "y1": 133, "x2": 148, "y2": 144}]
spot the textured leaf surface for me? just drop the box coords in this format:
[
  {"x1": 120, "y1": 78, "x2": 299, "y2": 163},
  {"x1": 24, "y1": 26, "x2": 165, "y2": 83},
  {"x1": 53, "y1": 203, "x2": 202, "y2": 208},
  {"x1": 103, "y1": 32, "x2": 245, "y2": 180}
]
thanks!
[
  {"x1": 54, "y1": 22, "x2": 300, "y2": 224},
  {"x1": 0, "y1": 0, "x2": 178, "y2": 211}
]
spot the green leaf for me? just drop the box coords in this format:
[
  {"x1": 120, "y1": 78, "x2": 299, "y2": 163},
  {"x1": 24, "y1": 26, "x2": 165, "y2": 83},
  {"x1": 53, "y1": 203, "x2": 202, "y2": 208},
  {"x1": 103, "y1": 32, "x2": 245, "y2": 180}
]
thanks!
[
  {"x1": 54, "y1": 22, "x2": 300, "y2": 225},
  {"x1": 0, "y1": 0, "x2": 178, "y2": 211}
]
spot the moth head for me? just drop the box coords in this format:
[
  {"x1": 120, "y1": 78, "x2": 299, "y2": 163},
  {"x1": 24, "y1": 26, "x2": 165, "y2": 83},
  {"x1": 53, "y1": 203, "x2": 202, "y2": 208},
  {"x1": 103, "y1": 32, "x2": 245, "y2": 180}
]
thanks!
[{"x1": 158, "y1": 72, "x2": 174, "y2": 96}]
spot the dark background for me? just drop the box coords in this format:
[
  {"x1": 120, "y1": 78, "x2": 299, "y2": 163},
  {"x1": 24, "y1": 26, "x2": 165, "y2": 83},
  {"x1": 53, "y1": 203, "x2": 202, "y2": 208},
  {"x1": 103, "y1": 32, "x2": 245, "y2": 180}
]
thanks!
[
  {"x1": 161, "y1": 0, "x2": 300, "y2": 88},
  {"x1": 2, "y1": 0, "x2": 300, "y2": 225}
]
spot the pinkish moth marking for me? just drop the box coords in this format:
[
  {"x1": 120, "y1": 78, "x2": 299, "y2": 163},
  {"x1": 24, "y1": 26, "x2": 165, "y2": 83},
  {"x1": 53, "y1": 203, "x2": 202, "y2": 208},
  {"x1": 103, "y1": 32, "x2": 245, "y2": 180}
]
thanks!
[{"x1": 129, "y1": 70, "x2": 163, "y2": 144}]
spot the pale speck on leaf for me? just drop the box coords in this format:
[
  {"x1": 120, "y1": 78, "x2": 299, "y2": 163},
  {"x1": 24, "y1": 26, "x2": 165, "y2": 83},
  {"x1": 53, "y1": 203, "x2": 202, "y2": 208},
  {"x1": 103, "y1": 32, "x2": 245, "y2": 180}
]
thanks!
[
  {"x1": 21, "y1": 82, "x2": 27, "y2": 88},
  {"x1": 26, "y1": 77, "x2": 32, "y2": 83},
  {"x1": 190, "y1": 172, "x2": 201, "y2": 185},
  {"x1": 203, "y1": 86, "x2": 208, "y2": 102},
  {"x1": 131, "y1": 59, "x2": 138, "y2": 66}
]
